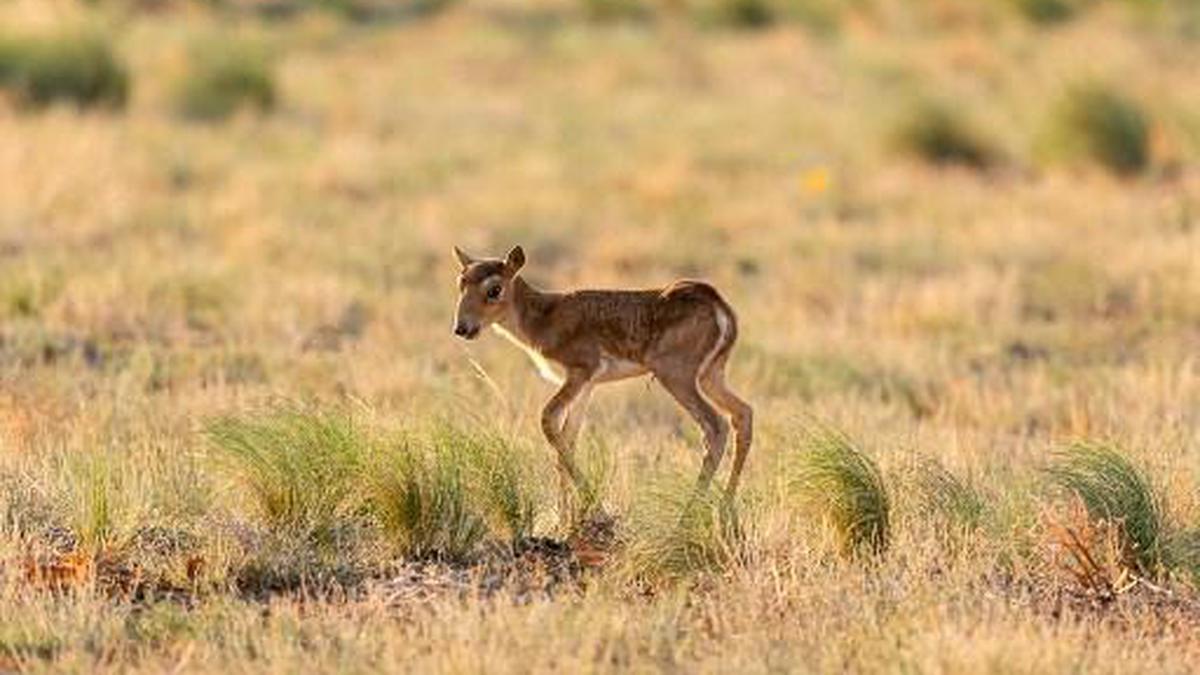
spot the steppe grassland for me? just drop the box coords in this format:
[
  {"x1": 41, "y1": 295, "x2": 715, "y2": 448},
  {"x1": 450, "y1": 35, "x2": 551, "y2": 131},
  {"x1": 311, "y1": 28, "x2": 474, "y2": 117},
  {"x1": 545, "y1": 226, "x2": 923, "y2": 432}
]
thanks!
[{"x1": 1, "y1": 0, "x2": 1200, "y2": 672}]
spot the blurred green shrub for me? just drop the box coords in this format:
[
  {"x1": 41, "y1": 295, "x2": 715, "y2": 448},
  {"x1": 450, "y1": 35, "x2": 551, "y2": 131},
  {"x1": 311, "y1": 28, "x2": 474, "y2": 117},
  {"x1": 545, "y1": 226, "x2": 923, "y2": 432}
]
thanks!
[
  {"x1": 1011, "y1": 0, "x2": 1080, "y2": 25},
  {"x1": 711, "y1": 0, "x2": 777, "y2": 28},
  {"x1": 778, "y1": 0, "x2": 841, "y2": 35},
  {"x1": 1044, "y1": 82, "x2": 1150, "y2": 176},
  {"x1": 0, "y1": 32, "x2": 128, "y2": 109},
  {"x1": 315, "y1": 0, "x2": 462, "y2": 22},
  {"x1": 173, "y1": 40, "x2": 276, "y2": 122},
  {"x1": 582, "y1": 0, "x2": 653, "y2": 22},
  {"x1": 892, "y1": 99, "x2": 998, "y2": 169}
]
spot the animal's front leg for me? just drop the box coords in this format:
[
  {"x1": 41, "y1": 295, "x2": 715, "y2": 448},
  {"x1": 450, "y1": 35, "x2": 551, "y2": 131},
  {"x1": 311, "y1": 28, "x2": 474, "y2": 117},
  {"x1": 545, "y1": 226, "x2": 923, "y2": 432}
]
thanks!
[
  {"x1": 541, "y1": 368, "x2": 595, "y2": 523},
  {"x1": 560, "y1": 384, "x2": 593, "y2": 450}
]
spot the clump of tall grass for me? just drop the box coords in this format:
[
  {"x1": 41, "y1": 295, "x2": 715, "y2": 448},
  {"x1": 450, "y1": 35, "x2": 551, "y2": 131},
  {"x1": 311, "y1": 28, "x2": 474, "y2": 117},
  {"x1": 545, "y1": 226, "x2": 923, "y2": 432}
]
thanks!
[
  {"x1": 365, "y1": 431, "x2": 484, "y2": 562},
  {"x1": 434, "y1": 424, "x2": 544, "y2": 542},
  {"x1": 1043, "y1": 83, "x2": 1150, "y2": 176},
  {"x1": 205, "y1": 404, "x2": 367, "y2": 543},
  {"x1": 33, "y1": 449, "x2": 155, "y2": 555},
  {"x1": 788, "y1": 423, "x2": 890, "y2": 557},
  {"x1": 912, "y1": 456, "x2": 985, "y2": 532},
  {"x1": 64, "y1": 455, "x2": 125, "y2": 552},
  {"x1": 892, "y1": 98, "x2": 998, "y2": 169},
  {"x1": 364, "y1": 422, "x2": 547, "y2": 561},
  {"x1": 622, "y1": 475, "x2": 743, "y2": 583},
  {"x1": 0, "y1": 31, "x2": 128, "y2": 109},
  {"x1": 1044, "y1": 442, "x2": 1164, "y2": 576},
  {"x1": 173, "y1": 39, "x2": 276, "y2": 122},
  {"x1": 566, "y1": 434, "x2": 616, "y2": 528}
]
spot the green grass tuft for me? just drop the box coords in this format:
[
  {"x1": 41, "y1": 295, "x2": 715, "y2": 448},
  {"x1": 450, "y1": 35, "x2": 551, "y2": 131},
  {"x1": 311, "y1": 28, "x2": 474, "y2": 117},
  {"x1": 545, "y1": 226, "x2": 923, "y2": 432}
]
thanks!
[
  {"x1": 789, "y1": 423, "x2": 890, "y2": 557},
  {"x1": 912, "y1": 456, "x2": 985, "y2": 531},
  {"x1": 0, "y1": 31, "x2": 128, "y2": 109},
  {"x1": 205, "y1": 404, "x2": 367, "y2": 543},
  {"x1": 364, "y1": 431, "x2": 488, "y2": 562},
  {"x1": 429, "y1": 422, "x2": 546, "y2": 544},
  {"x1": 64, "y1": 454, "x2": 123, "y2": 552},
  {"x1": 173, "y1": 39, "x2": 276, "y2": 122},
  {"x1": 1163, "y1": 528, "x2": 1200, "y2": 584},
  {"x1": 566, "y1": 434, "x2": 616, "y2": 528},
  {"x1": 363, "y1": 421, "x2": 549, "y2": 561},
  {"x1": 1044, "y1": 442, "x2": 1164, "y2": 575},
  {"x1": 623, "y1": 475, "x2": 742, "y2": 583}
]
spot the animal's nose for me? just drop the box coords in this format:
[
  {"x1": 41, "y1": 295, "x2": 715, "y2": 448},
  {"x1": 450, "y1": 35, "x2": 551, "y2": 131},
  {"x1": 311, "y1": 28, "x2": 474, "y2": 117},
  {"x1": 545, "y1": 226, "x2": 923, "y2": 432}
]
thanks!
[{"x1": 454, "y1": 323, "x2": 470, "y2": 337}]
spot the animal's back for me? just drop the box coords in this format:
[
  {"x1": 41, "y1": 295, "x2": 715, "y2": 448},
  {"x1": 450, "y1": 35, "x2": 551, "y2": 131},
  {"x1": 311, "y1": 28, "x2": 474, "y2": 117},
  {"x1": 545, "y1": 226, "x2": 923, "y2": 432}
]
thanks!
[{"x1": 552, "y1": 281, "x2": 735, "y2": 361}]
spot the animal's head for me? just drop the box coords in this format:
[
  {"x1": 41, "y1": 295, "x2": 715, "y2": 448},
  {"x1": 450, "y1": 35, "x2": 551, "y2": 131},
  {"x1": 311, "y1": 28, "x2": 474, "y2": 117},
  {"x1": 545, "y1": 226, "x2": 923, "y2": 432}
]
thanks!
[{"x1": 451, "y1": 245, "x2": 526, "y2": 340}]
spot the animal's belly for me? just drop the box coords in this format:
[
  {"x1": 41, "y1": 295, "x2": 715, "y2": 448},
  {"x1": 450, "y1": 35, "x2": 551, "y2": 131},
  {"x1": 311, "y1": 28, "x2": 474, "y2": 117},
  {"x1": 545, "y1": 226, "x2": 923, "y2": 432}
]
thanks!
[{"x1": 597, "y1": 355, "x2": 648, "y2": 382}]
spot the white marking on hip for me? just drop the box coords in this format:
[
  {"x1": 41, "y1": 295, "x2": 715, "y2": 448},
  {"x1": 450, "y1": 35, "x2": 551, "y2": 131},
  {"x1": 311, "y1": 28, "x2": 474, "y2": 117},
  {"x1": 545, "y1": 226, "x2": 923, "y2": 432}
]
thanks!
[{"x1": 698, "y1": 305, "x2": 731, "y2": 378}]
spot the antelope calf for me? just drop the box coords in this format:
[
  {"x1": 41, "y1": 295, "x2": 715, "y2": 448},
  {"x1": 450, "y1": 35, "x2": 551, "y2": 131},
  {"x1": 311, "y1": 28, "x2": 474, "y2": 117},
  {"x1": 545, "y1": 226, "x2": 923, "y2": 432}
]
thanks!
[{"x1": 452, "y1": 245, "x2": 753, "y2": 500}]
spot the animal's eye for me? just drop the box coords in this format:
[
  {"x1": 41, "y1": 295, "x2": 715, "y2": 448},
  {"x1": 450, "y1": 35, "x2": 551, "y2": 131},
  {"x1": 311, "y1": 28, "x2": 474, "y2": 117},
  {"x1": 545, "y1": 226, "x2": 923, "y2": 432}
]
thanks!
[{"x1": 486, "y1": 285, "x2": 502, "y2": 301}]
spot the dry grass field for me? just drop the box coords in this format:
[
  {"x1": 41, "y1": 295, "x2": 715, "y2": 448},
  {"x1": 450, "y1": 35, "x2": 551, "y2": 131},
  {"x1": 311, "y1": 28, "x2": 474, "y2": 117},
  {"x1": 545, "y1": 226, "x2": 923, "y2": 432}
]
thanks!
[{"x1": 2, "y1": 0, "x2": 1200, "y2": 672}]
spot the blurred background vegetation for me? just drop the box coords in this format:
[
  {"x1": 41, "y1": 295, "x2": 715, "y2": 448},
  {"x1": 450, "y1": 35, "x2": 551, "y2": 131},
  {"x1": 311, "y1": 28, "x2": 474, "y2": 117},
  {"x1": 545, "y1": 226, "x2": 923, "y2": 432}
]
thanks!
[{"x1": 1, "y1": 0, "x2": 1196, "y2": 481}]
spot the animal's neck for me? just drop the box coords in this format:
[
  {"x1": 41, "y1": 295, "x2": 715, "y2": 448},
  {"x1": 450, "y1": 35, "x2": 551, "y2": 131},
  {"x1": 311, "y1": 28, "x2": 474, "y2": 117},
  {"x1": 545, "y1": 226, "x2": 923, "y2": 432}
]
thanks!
[{"x1": 502, "y1": 276, "x2": 559, "y2": 351}]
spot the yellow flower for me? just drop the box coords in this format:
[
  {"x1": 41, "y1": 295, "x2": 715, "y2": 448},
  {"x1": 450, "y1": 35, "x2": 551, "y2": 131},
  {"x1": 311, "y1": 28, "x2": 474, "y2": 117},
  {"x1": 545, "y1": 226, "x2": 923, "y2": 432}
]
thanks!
[{"x1": 801, "y1": 166, "x2": 831, "y2": 194}]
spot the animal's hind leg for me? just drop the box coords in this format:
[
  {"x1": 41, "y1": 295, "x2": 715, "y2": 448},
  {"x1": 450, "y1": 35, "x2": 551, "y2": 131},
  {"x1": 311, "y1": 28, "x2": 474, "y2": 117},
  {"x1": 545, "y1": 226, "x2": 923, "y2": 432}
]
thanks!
[
  {"x1": 656, "y1": 370, "x2": 729, "y2": 490},
  {"x1": 700, "y1": 356, "x2": 753, "y2": 498}
]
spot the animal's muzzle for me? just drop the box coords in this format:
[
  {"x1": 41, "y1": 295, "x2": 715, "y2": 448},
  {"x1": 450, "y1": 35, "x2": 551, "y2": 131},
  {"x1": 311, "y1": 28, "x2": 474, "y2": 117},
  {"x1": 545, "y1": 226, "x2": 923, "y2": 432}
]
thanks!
[{"x1": 454, "y1": 322, "x2": 481, "y2": 340}]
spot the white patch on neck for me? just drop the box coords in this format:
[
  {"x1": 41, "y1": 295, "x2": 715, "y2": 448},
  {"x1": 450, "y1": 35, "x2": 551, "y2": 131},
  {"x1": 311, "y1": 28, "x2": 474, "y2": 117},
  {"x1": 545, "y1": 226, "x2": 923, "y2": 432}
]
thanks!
[{"x1": 492, "y1": 324, "x2": 564, "y2": 386}]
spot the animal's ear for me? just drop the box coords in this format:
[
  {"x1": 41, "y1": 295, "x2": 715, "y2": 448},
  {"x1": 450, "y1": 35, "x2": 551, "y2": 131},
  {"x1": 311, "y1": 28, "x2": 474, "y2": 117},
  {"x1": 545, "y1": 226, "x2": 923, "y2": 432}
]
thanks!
[
  {"x1": 505, "y1": 245, "x2": 526, "y2": 274},
  {"x1": 453, "y1": 246, "x2": 475, "y2": 269}
]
